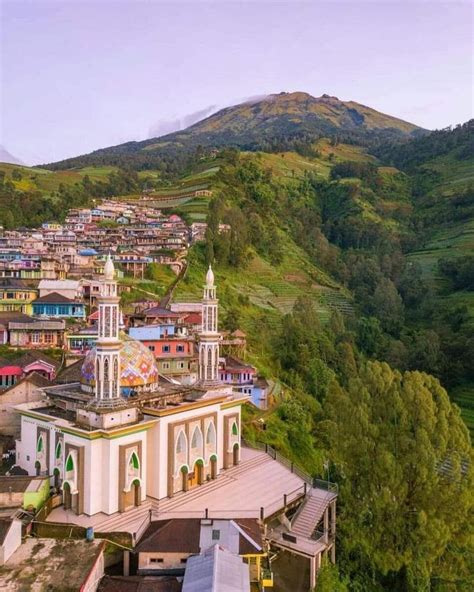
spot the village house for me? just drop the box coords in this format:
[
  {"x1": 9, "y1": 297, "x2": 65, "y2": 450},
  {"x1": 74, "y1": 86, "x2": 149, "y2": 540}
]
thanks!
[
  {"x1": 7, "y1": 316, "x2": 65, "y2": 349},
  {"x1": 0, "y1": 279, "x2": 38, "y2": 315},
  {"x1": 32, "y1": 292, "x2": 86, "y2": 319},
  {"x1": 0, "y1": 372, "x2": 52, "y2": 436},
  {"x1": 38, "y1": 279, "x2": 82, "y2": 300},
  {"x1": 135, "y1": 517, "x2": 265, "y2": 585}
]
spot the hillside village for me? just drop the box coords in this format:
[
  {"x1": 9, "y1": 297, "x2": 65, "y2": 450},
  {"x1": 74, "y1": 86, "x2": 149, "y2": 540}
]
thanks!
[{"x1": 0, "y1": 195, "x2": 331, "y2": 592}]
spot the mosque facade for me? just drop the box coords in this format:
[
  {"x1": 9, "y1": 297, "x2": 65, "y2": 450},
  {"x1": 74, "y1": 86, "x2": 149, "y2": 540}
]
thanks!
[{"x1": 15, "y1": 259, "x2": 245, "y2": 516}]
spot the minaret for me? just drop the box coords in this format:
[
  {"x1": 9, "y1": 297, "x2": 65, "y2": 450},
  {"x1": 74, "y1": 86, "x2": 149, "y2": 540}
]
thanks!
[
  {"x1": 94, "y1": 254, "x2": 122, "y2": 404},
  {"x1": 198, "y1": 265, "x2": 220, "y2": 384}
]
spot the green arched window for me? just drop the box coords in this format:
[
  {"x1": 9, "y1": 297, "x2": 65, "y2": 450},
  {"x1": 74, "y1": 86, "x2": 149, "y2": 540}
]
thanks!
[
  {"x1": 36, "y1": 436, "x2": 43, "y2": 453},
  {"x1": 65, "y1": 454, "x2": 74, "y2": 472},
  {"x1": 55, "y1": 441, "x2": 62, "y2": 459},
  {"x1": 130, "y1": 452, "x2": 140, "y2": 470},
  {"x1": 232, "y1": 422, "x2": 239, "y2": 436}
]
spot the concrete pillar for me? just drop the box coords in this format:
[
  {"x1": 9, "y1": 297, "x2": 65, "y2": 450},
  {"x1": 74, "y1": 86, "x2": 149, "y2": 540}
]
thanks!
[
  {"x1": 309, "y1": 555, "x2": 317, "y2": 590},
  {"x1": 123, "y1": 550, "x2": 130, "y2": 576},
  {"x1": 323, "y1": 508, "x2": 329, "y2": 544},
  {"x1": 331, "y1": 500, "x2": 336, "y2": 563}
]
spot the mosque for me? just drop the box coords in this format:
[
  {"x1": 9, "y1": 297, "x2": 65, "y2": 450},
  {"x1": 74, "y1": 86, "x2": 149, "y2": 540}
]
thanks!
[{"x1": 15, "y1": 257, "x2": 246, "y2": 516}]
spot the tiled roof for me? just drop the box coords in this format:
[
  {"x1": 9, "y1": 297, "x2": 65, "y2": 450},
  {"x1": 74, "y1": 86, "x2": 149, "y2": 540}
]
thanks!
[
  {"x1": 56, "y1": 359, "x2": 83, "y2": 384},
  {"x1": 136, "y1": 519, "x2": 201, "y2": 553},
  {"x1": 0, "y1": 312, "x2": 33, "y2": 325},
  {"x1": 15, "y1": 351, "x2": 61, "y2": 370},
  {"x1": 34, "y1": 292, "x2": 77, "y2": 304},
  {"x1": 144, "y1": 307, "x2": 181, "y2": 318}
]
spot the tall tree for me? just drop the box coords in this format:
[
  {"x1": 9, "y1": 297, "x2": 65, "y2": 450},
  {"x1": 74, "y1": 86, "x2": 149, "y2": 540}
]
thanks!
[{"x1": 318, "y1": 362, "x2": 473, "y2": 591}]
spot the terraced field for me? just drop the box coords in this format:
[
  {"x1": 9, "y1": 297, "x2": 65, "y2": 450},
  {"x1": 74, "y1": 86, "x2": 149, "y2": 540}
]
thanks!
[
  {"x1": 246, "y1": 140, "x2": 375, "y2": 182},
  {"x1": 0, "y1": 162, "x2": 120, "y2": 193},
  {"x1": 451, "y1": 385, "x2": 474, "y2": 437},
  {"x1": 408, "y1": 219, "x2": 474, "y2": 317}
]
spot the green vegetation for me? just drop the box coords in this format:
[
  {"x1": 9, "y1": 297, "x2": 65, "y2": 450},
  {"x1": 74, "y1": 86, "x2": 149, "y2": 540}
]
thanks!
[{"x1": 1, "y1": 106, "x2": 472, "y2": 591}]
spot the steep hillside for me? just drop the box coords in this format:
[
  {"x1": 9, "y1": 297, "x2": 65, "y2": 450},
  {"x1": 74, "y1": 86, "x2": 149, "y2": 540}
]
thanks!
[
  {"x1": 379, "y1": 121, "x2": 474, "y2": 433},
  {"x1": 43, "y1": 92, "x2": 424, "y2": 171},
  {"x1": 0, "y1": 145, "x2": 24, "y2": 165}
]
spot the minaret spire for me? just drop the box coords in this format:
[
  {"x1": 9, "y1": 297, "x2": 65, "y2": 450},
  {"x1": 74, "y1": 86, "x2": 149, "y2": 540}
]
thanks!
[
  {"x1": 198, "y1": 265, "x2": 220, "y2": 384},
  {"x1": 95, "y1": 254, "x2": 122, "y2": 404}
]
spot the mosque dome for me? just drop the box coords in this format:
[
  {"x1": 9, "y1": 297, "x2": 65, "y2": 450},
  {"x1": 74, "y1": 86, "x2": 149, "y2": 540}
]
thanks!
[{"x1": 80, "y1": 335, "x2": 159, "y2": 393}]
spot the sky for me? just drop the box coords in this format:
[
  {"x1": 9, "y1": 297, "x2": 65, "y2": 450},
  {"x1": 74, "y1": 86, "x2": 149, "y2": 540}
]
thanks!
[{"x1": 1, "y1": 0, "x2": 472, "y2": 165}]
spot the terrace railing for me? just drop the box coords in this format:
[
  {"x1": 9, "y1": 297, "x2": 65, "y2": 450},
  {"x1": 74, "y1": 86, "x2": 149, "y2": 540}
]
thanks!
[{"x1": 242, "y1": 437, "x2": 338, "y2": 494}]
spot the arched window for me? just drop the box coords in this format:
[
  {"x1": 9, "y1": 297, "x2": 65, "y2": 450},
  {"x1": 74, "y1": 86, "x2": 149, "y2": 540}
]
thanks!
[
  {"x1": 191, "y1": 426, "x2": 203, "y2": 450},
  {"x1": 129, "y1": 452, "x2": 140, "y2": 470},
  {"x1": 207, "y1": 347, "x2": 212, "y2": 370},
  {"x1": 36, "y1": 435, "x2": 43, "y2": 453},
  {"x1": 232, "y1": 422, "x2": 239, "y2": 436},
  {"x1": 55, "y1": 441, "x2": 62, "y2": 459},
  {"x1": 206, "y1": 422, "x2": 216, "y2": 446},
  {"x1": 65, "y1": 454, "x2": 74, "y2": 472},
  {"x1": 176, "y1": 431, "x2": 186, "y2": 455}
]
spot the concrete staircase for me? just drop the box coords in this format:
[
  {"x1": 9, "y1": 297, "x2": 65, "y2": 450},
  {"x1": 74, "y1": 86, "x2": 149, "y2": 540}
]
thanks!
[
  {"x1": 95, "y1": 500, "x2": 152, "y2": 533},
  {"x1": 291, "y1": 489, "x2": 334, "y2": 539},
  {"x1": 154, "y1": 451, "x2": 271, "y2": 515}
]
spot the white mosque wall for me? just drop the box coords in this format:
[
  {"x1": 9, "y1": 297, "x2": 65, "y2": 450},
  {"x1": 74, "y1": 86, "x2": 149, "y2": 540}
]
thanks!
[{"x1": 146, "y1": 420, "x2": 161, "y2": 500}]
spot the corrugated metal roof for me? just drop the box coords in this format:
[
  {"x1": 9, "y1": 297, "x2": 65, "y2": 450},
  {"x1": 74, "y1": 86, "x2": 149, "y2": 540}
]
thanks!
[
  {"x1": 38, "y1": 279, "x2": 80, "y2": 289},
  {"x1": 182, "y1": 545, "x2": 250, "y2": 592}
]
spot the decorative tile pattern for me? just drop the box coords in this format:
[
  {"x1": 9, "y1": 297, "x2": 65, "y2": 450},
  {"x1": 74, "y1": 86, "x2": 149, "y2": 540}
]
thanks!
[{"x1": 81, "y1": 335, "x2": 159, "y2": 389}]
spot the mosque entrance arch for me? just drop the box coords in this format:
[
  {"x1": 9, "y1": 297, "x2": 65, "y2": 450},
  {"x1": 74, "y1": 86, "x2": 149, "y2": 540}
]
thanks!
[
  {"x1": 53, "y1": 468, "x2": 60, "y2": 489},
  {"x1": 133, "y1": 479, "x2": 141, "y2": 507},
  {"x1": 181, "y1": 466, "x2": 189, "y2": 492},
  {"x1": 233, "y1": 443, "x2": 240, "y2": 466},
  {"x1": 189, "y1": 460, "x2": 203, "y2": 488},
  {"x1": 63, "y1": 482, "x2": 71, "y2": 510},
  {"x1": 210, "y1": 454, "x2": 217, "y2": 480}
]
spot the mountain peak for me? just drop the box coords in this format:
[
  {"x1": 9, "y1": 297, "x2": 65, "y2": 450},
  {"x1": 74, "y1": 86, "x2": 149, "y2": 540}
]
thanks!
[{"x1": 44, "y1": 91, "x2": 424, "y2": 170}]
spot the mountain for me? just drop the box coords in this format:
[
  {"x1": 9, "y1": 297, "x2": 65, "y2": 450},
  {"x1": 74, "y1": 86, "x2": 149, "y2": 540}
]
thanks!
[
  {"x1": 0, "y1": 145, "x2": 24, "y2": 165},
  {"x1": 43, "y1": 92, "x2": 425, "y2": 171}
]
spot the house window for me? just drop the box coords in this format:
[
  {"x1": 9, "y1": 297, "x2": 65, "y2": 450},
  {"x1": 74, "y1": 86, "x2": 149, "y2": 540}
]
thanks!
[
  {"x1": 162, "y1": 345, "x2": 170, "y2": 353},
  {"x1": 150, "y1": 558, "x2": 163, "y2": 564},
  {"x1": 180, "y1": 558, "x2": 188, "y2": 564},
  {"x1": 44, "y1": 332, "x2": 54, "y2": 344},
  {"x1": 31, "y1": 332, "x2": 41, "y2": 344},
  {"x1": 148, "y1": 345, "x2": 155, "y2": 352},
  {"x1": 212, "y1": 530, "x2": 220, "y2": 540},
  {"x1": 162, "y1": 362, "x2": 170, "y2": 370},
  {"x1": 177, "y1": 345, "x2": 184, "y2": 353}
]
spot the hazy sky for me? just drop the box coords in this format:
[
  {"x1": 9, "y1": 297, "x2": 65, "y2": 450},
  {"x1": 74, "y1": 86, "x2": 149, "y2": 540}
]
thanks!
[{"x1": 1, "y1": 0, "x2": 472, "y2": 165}]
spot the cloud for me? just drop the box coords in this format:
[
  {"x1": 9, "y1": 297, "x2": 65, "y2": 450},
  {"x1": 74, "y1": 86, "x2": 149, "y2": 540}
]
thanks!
[{"x1": 147, "y1": 105, "x2": 218, "y2": 139}]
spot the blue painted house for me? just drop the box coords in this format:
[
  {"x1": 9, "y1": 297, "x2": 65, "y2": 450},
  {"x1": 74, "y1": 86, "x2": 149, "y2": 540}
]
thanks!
[{"x1": 32, "y1": 292, "x2": 86, "y2": 319}]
